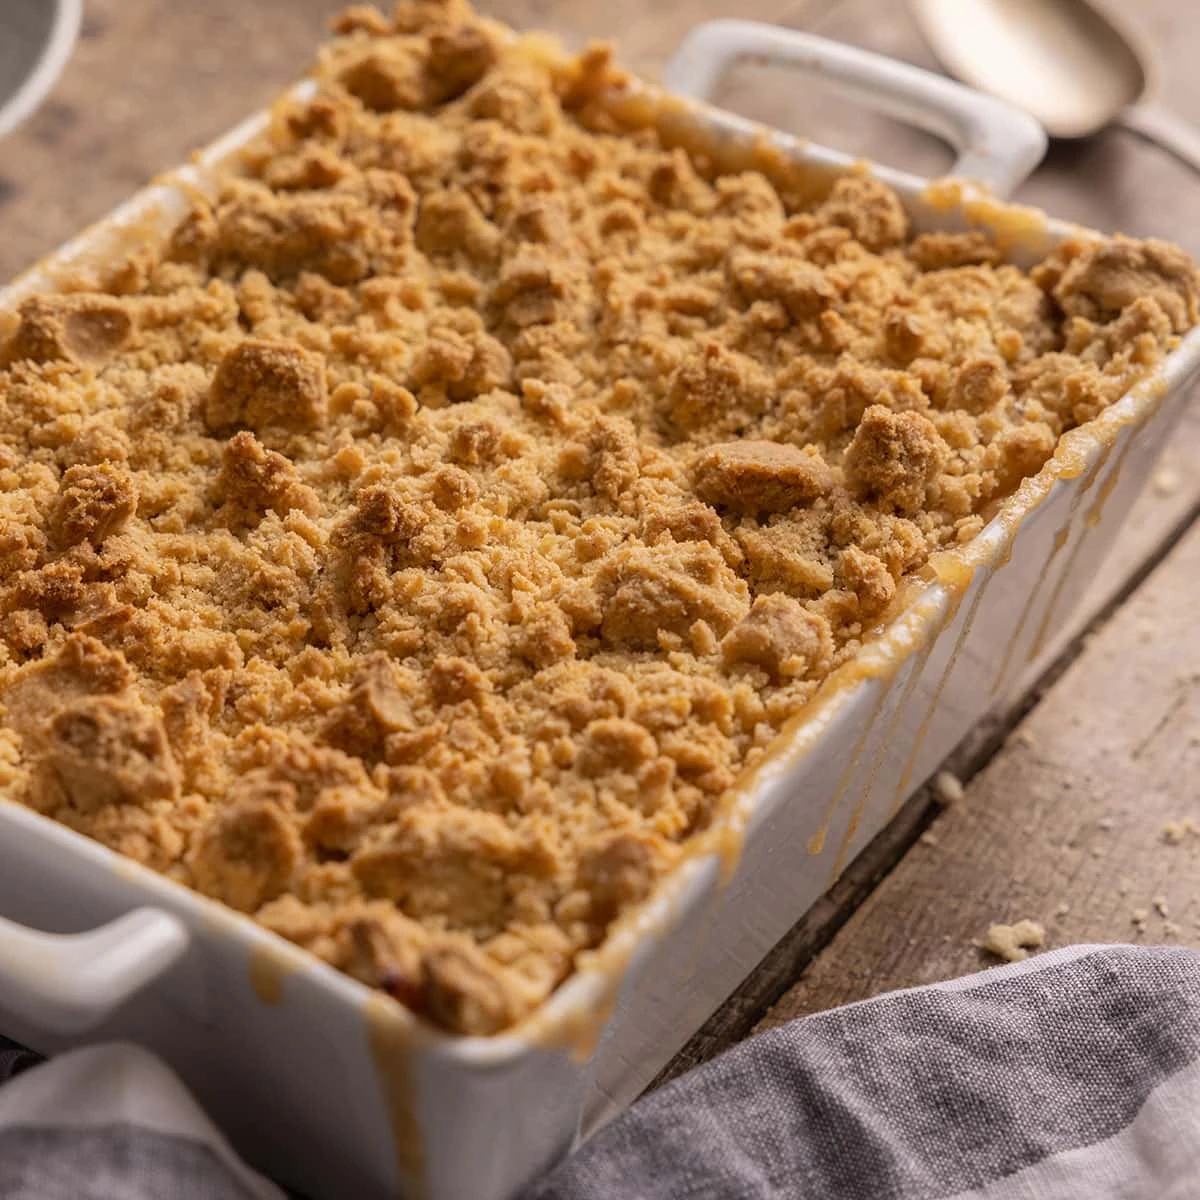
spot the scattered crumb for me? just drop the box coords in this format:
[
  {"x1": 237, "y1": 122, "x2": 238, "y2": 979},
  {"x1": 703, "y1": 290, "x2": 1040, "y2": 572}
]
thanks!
[
  {"x1": 1163, "y1": 818, "x2": 1199, "y2": 845},
  {"x1": 1152, "y1": 465, "x2": 1181, "y2": 496},
  {"x1": 919, "y1": 830, "x2": 939, "y2": 847},
  {"x1": 1131, "y1": 908, "x2": 1149, "y2": 928},
  {"x1": 1097, "y1": 817, "x2": 1114, "y2": 831},
  {"x1": 1090, "y1": 846, "x2": 1107, "y2": 858},
  {"x1": 1153, "y1": 895, "x2": 1170, "y2": 918},
  {"x1": 979, "y1": 919, "x2": 1045, "y2": 963},
  {"x1": 1012, "y1": 729, "x2": 1036, "y2": 750},
  {"x1": 932, "y1": 771, "x2": 965, "y2": 807},
  {"x1": 1054, "y1": 902, "x2": 1070, "y2": 917},
  {"x1": 1165, "y1": 921, "x2": 1182, "y2": 938},
  {"x1": 1118, "y1": 878, "x2": 1132, "y2": 897}
]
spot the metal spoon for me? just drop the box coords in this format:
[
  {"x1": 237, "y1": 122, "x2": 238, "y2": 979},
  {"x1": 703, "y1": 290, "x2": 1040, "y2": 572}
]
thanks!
[{"x1": 909, "y1": 0, "x2": 1200, "y2": 174}]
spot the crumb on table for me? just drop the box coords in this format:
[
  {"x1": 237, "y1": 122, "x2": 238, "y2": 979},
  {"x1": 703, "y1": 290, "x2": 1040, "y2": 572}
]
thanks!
[
  {"x1": 979, "y1": 919, "x2": 1046, "y2": 962},
  {"x1": 932, "y1": 770, "x2": 965, "y2": 806}
]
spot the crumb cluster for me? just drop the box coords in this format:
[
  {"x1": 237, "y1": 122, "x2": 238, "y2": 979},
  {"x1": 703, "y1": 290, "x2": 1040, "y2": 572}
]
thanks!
[
  {"x1": 980, "y1": 919, "x2": 1045, "y2": 963},
  {"x1": 1, "y1": 1, "x2": 1197, "y2": 1034}
]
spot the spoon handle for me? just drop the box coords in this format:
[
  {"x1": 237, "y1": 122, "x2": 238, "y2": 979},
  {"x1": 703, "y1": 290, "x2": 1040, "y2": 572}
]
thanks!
[{"x1": 1119, "y1": 103, "x2": 1200, "y2": 176}]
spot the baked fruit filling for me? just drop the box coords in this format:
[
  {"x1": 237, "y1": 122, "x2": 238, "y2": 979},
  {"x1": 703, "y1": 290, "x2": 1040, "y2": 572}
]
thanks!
[{"x1": 0, "y1": 1, "x2": 1196, "y2": 1035}]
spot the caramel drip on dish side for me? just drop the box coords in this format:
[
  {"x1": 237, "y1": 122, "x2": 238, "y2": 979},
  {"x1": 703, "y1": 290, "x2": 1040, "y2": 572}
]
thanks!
[
  {"x1": 1026, "y1": 436, "x2": 1127, "y2": 664},
  {"x1": 886, "y1": 566, "x2": 986, "y2": 818},
  {"x1": 807, "y1": 680, "x2": 890, "y2": 858},
  {"x1": 365, "y1": 994, "x2": 427, "y2": 1200}
]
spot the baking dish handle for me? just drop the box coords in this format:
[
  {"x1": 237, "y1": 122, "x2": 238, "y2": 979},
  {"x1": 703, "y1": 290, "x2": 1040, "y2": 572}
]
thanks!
[
  {"x1": 662, "y1": 19, "x2": 1047, "y2": 197},
  {"x1": 0, "y1": 907, "x2": 189, "y2": 1035}
]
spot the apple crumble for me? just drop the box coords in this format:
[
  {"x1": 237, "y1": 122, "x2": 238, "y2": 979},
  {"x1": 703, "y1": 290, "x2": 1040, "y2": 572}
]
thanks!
[{"x1": 0, "y1": 1, "x2": 1196, "y2": 1035}]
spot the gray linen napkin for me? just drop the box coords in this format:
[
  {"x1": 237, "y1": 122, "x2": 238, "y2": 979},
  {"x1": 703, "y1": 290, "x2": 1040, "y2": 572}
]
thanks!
[
  {"x1": 2, "y1": 944, "x2": 1198, "y2": 1199},
  {"x1": 529, "y1": 943, "x2": 1200, "y2": 1199}
]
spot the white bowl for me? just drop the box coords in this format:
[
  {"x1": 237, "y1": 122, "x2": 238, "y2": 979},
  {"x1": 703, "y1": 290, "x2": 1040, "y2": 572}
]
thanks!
[{"x1": 0, "y1": 0, "x2": 81, "y2": 140}]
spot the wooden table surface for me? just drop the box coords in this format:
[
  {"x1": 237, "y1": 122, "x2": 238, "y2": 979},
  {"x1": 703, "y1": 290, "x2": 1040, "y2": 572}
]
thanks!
[{"x1": 5, "y1": 0, "x2": 1200, "y2": 1096}]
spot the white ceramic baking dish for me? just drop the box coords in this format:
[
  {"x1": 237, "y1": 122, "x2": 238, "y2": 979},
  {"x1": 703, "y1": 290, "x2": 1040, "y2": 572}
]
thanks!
[{"x1": 1, "y1": 19, "x2": 1198, "y2": 1200}]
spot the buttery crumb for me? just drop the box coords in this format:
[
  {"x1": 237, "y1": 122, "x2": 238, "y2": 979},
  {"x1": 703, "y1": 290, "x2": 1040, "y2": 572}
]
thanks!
[
  {"x1": 979, "y1": 919, "x2": 1045, "y2": 963},
  {"x1": 0, "y1": 1, "x2": 1195, "y2": 1037},
  {"x1": 1163, "y1": 818, "x2": 1199, "y2": 844},
  {"x1": 1153, "y1": 895, "x2": 1170, "y2": 918},
  {"x1": 1132, "y1": 908, "x2": 1149, "y2": 927},
  {"x1": 932, "y1": 770, "x2": 965, "y2": 807},
  {"x1": 1151, "y1": 465, "x2": 1180, "y2": 496}
]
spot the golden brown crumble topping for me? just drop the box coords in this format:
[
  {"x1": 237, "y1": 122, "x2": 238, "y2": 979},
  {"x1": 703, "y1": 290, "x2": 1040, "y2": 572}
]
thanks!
[{"x1": 1, "y1": 2, "x2": 1197, "y2": 1034}]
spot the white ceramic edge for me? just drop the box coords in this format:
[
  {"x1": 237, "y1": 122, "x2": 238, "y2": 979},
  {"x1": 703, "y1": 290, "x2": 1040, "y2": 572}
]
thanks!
[
  {"x1": 0, "y1": 28, "x2": 1197, "y2": 1127},
  {"x1": 0, "y1": 799, "x2": 389, "y2": 1018},
  {"x1": 0, "y1": 0, "x2": 82, "y2": 141},
  {"x1": 0, "y1": 907, "x2": 190, "y2": 1034},
  {"x1": 662, "y1": 18, "x2": 1047, "y2": 197}
]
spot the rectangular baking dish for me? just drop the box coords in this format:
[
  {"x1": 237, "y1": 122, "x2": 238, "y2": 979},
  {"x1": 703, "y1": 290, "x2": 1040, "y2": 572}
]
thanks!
[{"x1": 2, "y1": 18, "x2": 1199, "y2": 1200}]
